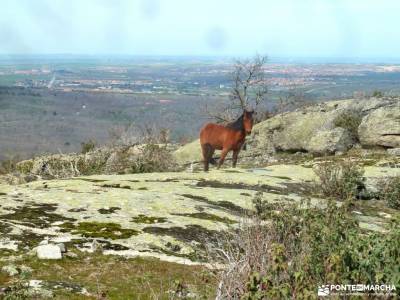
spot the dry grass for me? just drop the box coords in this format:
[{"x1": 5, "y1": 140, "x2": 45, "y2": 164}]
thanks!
[{"x1": 313, "y1": 159, "x2": 365, "y2": 200}]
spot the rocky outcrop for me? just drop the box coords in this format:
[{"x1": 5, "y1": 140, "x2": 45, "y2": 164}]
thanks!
[
  {"x1": 249, "y1": 97, "x2": 399, "y2": 156},
  {"x1": 174, "y1": 97, "x2": 400, "y2": 164},
  {"x1": 15, "y1": 144, "x2": 177, "y2": 178},
  {"x1": 358, "y1": 104, "x2": 400, "y2": 148}
]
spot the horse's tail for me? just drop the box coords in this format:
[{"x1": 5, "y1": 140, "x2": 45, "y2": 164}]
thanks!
[
  {"x1": 201, "y1": 142, "x2": 217, "y2": 165},
  {"x1": 202, "y1": 143, "x2": 212, "y2": 161}
]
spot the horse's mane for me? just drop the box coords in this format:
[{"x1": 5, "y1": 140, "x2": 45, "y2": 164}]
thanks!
[{"x1": 226, "y1": 113, "x2": 244, "y2": 131}]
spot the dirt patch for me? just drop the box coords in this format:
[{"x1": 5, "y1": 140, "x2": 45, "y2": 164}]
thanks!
[
  {"x1": 0, "y1": 203, "x2": 76, "y2": 228},
  {"x1": 195, "y1": 180, "x2": 285, "y2": 195},
  {"x1": 98, "y1": 207, "x2": 121, "y2": 214},
  {"x1": 172, "y1": 212, "x2": 236, "y2": 224},
  {"x1": 131, "y1": 215, "x2": 168, "y2": 224},
  {"x1": 180, "y1": 194, "x2": 251, "y2": 216},
  {"x1": 142, "y1": 225, "x2": 218, "y2": 244},
  {"x1": 99, "y1": 183, "x2": 131, "y2": 189}
]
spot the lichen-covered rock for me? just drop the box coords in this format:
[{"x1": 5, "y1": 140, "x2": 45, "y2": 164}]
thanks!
[
  {"x1": 358, "y1": 104, "x2": 400, "y2": 148},
  {"x1": 387, "y1": 148, "x2": 400, "y2": 156},
  {"x1": 14, "y1": 144, "x2": 176, "y2": 178},
  {"x1": 175, "y1": 98, "x2": 400, "y2": 164},
  {"x1": 174, "y1": 139, "x2": 203, "y2": 165},
  {"x1": 307, "y1": 128, "x2": 355, "y2": 154},
  {"x1": 1, "y1": 161, "x2": 399, "y2": 264}
]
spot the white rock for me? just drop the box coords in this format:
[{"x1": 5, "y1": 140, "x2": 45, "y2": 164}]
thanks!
[
  {"x1": 0, "y1": 239, "x2": 18, "y2": 251},
  {"x1": 50, "y1": 236, "x2": 72, "y2": 243},
  {"x1": 37, "y1": 244, "x2": 62, "y2": 259},
  {"x1": 52, "y1": 221, "x2": 65, "y2": 226},
  {"x1": 64, "y1": 252, "x2": 78, "y2": 258},
  {"x1": 39, "y1": 238, "x2": 49, "y2": 246}
]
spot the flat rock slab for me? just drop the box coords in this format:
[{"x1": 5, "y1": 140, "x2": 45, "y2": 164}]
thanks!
[{"x1": 0, "y1": 165, "x2": 399, "y2": 264}]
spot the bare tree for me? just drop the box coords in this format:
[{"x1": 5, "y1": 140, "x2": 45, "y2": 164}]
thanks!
[{"x1": 206, "y1": 54, "x2": 268, "y2": 123}]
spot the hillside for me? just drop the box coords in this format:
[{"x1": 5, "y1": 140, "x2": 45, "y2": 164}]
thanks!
[{"x1": 0, "y1": 97, "x2": 399, "y2": 298}]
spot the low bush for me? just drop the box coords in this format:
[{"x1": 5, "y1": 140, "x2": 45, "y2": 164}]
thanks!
[
  {"x1": 333, "y1": 110, "x2": 363, "y2": 140},
  {"x1": 313, "y1": 160, "x2": 365, "y2": 201},
  {"x1": 105, "y1": 144, "x2": 178, "y2": 174},
  {"x1": 80, "y1": 139, "x2": 96, "y2": 154},
  {"x1": 379, "y1": 176, "x2": 400, "y2": 209},
  {"x1": 372, "y1": 90, "x2": 384, "y2": 98},
  {"x1": 128, "y1": 144, "x2": 178, "y2": 173},
  {"x1": 209, "y1": 196, "x2": 400, "y2": 299}
]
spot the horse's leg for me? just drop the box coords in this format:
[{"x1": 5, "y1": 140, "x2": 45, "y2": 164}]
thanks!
[
  {"x1": 209, "y1": 148, "x2": 216, "y2": 165},
  {"x1": 201, "y1": 143, "x2": 212, "y2": 171},
  {"x1": 232, "y1": 150, "x2": 239, "y2": 168},
  {"x1": 217, "y1": 148, "x2": 229, "y2": 169}
]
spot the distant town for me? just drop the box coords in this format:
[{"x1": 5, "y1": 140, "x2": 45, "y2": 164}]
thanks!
[{"x1": 1, "y1": 57, "x2": 400, "y2": 98}]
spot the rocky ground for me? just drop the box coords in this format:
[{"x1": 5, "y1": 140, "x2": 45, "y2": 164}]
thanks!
[
  {"x1": 1, "y1": 153, "x2": 399, "y2": 298},
  {"x1": 0, "y1": 97, "x2": 399, "y2": 298}
]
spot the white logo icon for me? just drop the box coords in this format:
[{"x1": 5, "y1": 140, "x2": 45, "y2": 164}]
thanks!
[{"x1": 318, "y1": 285, "x2": 330, "y2": 296}]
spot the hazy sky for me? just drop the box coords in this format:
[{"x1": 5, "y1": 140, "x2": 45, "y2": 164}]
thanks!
[{"x1": 1, "y1": 0, "x2": 400, "y2": 58}]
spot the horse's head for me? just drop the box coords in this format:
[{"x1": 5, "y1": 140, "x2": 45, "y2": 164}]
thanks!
[{"x1": 243, "y1": 109, "x2": 254, "y2": 135}]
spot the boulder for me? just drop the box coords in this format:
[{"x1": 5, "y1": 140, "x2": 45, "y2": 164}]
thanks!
[
  {"x1": 173, "y1": 139, "x2": 203, "y2": 164},
  {"x1": 248, "y1": 99, "x2": 373, "y2": 155},
  {"x1": 37, "y1": 244, "x2": 62, "y2": 260},
  {"x1": 358, "y1": 104, "x2": 400, "y2": 148},
  {"x1": 307, "y1": 128, "x2": 355, "y2": 154}
]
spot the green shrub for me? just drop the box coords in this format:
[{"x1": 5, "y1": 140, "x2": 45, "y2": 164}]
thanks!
[
  {"x1": 372, "y1": 90, "x2": 384, "y2": 98},
  {"x1": 333, "y1": 110, "x2": 363, "y2": 140},
  {"x1": 313, "y1": 160, "x2": 365, "y2": 201},
  {"x1": 212, "y1": 197, "x2": 400, "y2": 299},
  {"x1": 379, "y1": 176, "x2": 400, "y2": 209}
]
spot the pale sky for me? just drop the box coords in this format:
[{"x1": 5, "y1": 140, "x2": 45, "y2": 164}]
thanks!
[{"x1": 1, "y1": 0, "x2": 400, "y2": 58}]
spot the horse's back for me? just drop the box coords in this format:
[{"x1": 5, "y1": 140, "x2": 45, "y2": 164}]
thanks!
[{"x1": 200, "y1": 123, "x2": 226, "y2": 147}]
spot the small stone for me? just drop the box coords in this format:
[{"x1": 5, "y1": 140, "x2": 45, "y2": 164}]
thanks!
[
  {"x1": 37, "y1": 244, "x2": 62, "y2": 259},
  {"x1": 378, "y1": 212, "x2": 392, "y2": 219},
  {"x1": 52, "y1": 221, "x2": 65, "y2": 226},
  {"x1": 64, "y1": 252, "x2": 78, "y2": 258},
  {"x1": 39, "y1": 238, "x2": 49, "y2": 246},
  {"x1": 90, "y1": 240, "x2": 103, "y2": 253},
  {"x1": 1, "y1": 265, "x2": 19, "y2": 276}
]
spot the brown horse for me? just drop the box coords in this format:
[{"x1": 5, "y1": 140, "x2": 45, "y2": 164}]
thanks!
[{"x1": 199, "y1": 110, "x2": 254, "y2": 171}]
